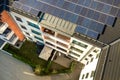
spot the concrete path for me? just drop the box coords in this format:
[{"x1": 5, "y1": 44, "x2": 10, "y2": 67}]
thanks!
[
  {"x1": 0, "y1": 50, "x2": 51, "y2": 80},
  {"x1": 0, "y1": 50, "x2": 73, "y2": 80}
]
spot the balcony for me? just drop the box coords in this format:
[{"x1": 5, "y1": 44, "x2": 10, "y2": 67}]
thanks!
[
  {"x1": 44, "y1": 36, "x2": 55, "y2": 43},
  {"x1": 70, "y1": 46, "x2": 83, "y2": 54},
  {"x1": 56, "y1": 33, "x2": 70, "y2": 43},
  {"x1": 9, "y1": 34, "x2": 18, "y2": 45},
  {"x1": 0, "y1": 22, "x2": 8, "y2": 34},
  {"x1": 43, "y1": 28, "x2": 55, "y2": 36},
  {"x1": 56, "y1": 41, "x2": 68, "y2": 49},
  {"x1": 2, "y1": 28, "x2": 14, "y2": 40}
]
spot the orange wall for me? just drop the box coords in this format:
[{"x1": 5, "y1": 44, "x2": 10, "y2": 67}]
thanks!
[{"x1": 1, "y1": 10, "x2": 25, "y2": 41}]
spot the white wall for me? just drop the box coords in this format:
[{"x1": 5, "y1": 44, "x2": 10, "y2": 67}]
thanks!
[
  {"x1": 79, "y1": 47, "x2": 101, "y2": 80},
  {"x1": 10, "y1": 11, "x2": 44, "y2": 43}
]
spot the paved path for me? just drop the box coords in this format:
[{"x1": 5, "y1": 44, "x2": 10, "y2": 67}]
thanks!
[
  {"x1": 0, "y1": 50, "x2": 51, "y2": 80},
  {"x1": 0, "y1": 50, "x2": 72, "y2": 80}
]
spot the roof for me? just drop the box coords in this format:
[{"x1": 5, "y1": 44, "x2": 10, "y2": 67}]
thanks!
[
  {"x1": 94, "y1": 39, "x2": 120, "y2": 80},
  {"x1": 10, "y1": 0, "x2": 120, "y2": 40},
  {"x1": 98, "y1": 18, "x2": 120, "y2": 44}
]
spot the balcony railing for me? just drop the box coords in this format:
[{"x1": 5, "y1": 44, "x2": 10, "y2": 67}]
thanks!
[{"x1": 0, "y1": 22, "x2": 8, "y2": 34}]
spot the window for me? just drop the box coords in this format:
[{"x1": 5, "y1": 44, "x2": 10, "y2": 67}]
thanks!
[
  {"x1": 15, "y1": 16, "x2": 22, "y2": 22},
  {"x1": 96, "y1": 54, "x2": 99, "y2": 59},
  {"x1": 82, "y1": 74, "x2": 85, "y2": 79},
  {"x1": 34, "y1": 36, "x2": 43, "y2": 41},
  {"x1": 91, "y1": 58, "x2": 94, "y2": 62},
  {"x1": 72, "y1": 40, "x2": 88, "y2": 48},
  {"x1": 85, "y1": 58, "x2": 88, "y2": 60},
  {"x1": 27, "y1": 21, "x2": 40, "y2": 29},
  {"x1": 28, "y1": 37, "x2": 33, "y2": 40},
  {"x1": 70, "y1": 46, "x2": 83, "y2": 53},
  {"x1": 21, "y1": 25, "x2": 27, "y2": 30},
  {"x1": 86, "y1": 61, "x2": 89, "y2": 65},
  {"x1": 25, "y1": 32, "x2": 30, "y2": 36},
  {"x1": 46, "y1": 42, "x2": 55, "y2": 47},
  {"x1": 86, "y1": 73, "x2": 89, "y2": 78},
  {"x1": 91, "y1": 71, "x2": 95, "y2": 77},
  {"x1": 69, "y1": 51, "x2": 80, "y2": 57},
  {"x1": 88, "y1": 54, "x2": 93, "y2": 57},
  {"x1": 31, "y1": 29, "x2": 41, "y2": 35},
  {"x1": 57, "y1": 47, "x2": 67, "y2": 52},
  {"x1": 93, "y1": 49, "x2": 99, "y2": 53}
]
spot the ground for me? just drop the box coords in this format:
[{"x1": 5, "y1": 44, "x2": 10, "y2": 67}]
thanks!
[{"x1": 0, "y1": 50, "x2": 83, "y2": 80}]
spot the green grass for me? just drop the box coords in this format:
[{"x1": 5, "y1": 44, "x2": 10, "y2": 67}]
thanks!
[
  {"x1": 3, "y1": 40, "x2": 46, "y2": 68},
  {"x1": 3, "y1": 40, "x2": 75, "y2": 75}
]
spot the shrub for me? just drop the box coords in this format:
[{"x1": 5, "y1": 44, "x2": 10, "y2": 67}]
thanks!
[{"x1": 34, "y1": 65, "x2": 42, "y2": 75}]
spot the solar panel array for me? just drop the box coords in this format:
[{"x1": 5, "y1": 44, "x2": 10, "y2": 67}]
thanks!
[{"x1": 12, "y1": 0, "x2": 119, "y2": 39}]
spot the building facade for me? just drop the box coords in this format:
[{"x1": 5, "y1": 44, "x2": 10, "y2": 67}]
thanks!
[{"x1": 1, "y1": 0, "x2": 120, "y2": 80}]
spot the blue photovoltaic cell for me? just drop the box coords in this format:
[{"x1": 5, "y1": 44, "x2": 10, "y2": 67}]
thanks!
[
  {"x1": 29, "y1": 8, "x2": 39, "y2": 16},
  {"x1": 106, "y1": 16, "x2": 115, "y2": 26},
  {"x1": 102, "y1": 5, "x2": 111, "y2": 13},
  {"x1": 75, "y1": 25, "x2": 87, "y2": 35},
  {"x1": 13, "y1": 0, "x2": 118, "y2": 39},
  {"x1": 21, "y1": 5, "x2": 30, "y2": 12},
  {"x1": 76, "y1": 16, "x2": 84, "y2": 25},
  {"x1": 55, "y1": 0, "x2": 64, "y2": 8},
  {"x1": 64, "y1": 12, "x2": 72, "y2": 21},
  {"x1": 62, "y1": 1, "x2": 76, "y2": 12},
  {"x1": 86, "y1": 30, "x2": 99, "y2": 39},
  {"x1": 90, "y1": 1, "x2": 98, "y2": 9},
  {"x1": 81, "y1": 18, "x2": 91, "y2": 28},
  {"x1": 69, "y1": 14, "x2": 79, "y2": 23},
  {"x1": 74, "y1": 5, "x2": 82, "y2": 14},
  {"x1": 12, "y1": 2, "x2": 22, "y2": 9},
  {"x1": 78, "y1": 0, "x2": 85, "y2": 5},
  {"x1": 92, "y1": 11, "x2": 100, "y2": 20},
  {"x1": 96, "y1": 23, "x2": 105, "y2": 33},
  {"x1": 83, "y1": 0, "x2": 92, "y2": 7}
]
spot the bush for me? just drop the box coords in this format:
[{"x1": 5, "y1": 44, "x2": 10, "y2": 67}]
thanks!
[
  {"x1": 34, "y1": 65, "x2": 42, "y2": 75},
  {"x1": 3, "y1": 40, "x2": 76, "y2": 75}
]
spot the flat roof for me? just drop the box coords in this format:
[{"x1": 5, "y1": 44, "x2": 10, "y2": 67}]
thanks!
[
  {"x1": 98, "y1": 18, "x2": 120, "y2": 44},
  {"x1": 94, "y1": 39, "x2": 120, "y2": 80}
]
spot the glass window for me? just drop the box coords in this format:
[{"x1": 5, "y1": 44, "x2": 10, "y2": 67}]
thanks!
[
  {"x1": 91, "y1": 71, "x2": 95, "y2": 77},
  {"x1": 88, "y1": 54, "x2": 93, "y2": 57},
  {"x1": 91, "y1": 58, "x2": 94, "y2": 62},
  {"x1": 15, "y1": 16, "x2": 22, "y2": 22},
  {"x1": 34, "y1": 36, "x2": 43, "y2": 41},
  {"x1": 28, "y1": 37, "x2": 33, "y2": 41},
  {"x1": 86, "y1": 73, "x2": 89, "y2": 78},
  {"x1": 70, "y1": 47, "x2": 83, "y2": 53},
  {"x1": 69, "y1": 51, "x2": 80, "y2": 57},
  {"x1": 72, "y1": 40, "x2": 88, "y2": 48},
  {"x1": 20, "y1": 25, "x2": 27, "y2": 30},
  {"x1": 31, "y1": 29, "x2": 41, "y2": 35},
  {"x1": 82, "y1": 74, "x2": 85, "y2": 79},
  {"x1": 25, "y1": 32, "x2": 30, "y2": 36},
  {"x1": 27, "y1": 21, "x2": 40, "y2": 29}
]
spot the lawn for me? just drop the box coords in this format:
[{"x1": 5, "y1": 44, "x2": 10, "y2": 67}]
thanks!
[{"x1": 3, "y1": 40, "x2": 75, "y2": 75}]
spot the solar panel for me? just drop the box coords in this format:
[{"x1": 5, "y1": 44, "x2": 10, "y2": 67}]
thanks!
[
  {"x1": 74, "y1": 5, "x2": 82, "y2": 14},
  {"x1": 12, "y1": 2, "x2": 22, "y2": 9},
  {"x1": 83, "y1": 0, "x2": 92, "y2": 7},
  {"x1": 81, "y1": 18, "x2": 91, "y2": 28},
  {"x1": 86, "y1": 30, "x2": 99, "y2": 39},
  {"x1": 75, "y1": 25, "x2": 87, "y2": 35},
  {"x1": 29, "y1": 8, "x2": 39, "y2": 16},
  {"x1": 106, "y1": 16, "x2": 116, "y2": 26},
  {"x1": 21, "y1": 5, "x2": 30, "y2": 12},
  {"x1": 12, "y1": 0, "x2": 119, "y2": 39},
  {"x1": 109, "y1": 7, "x2": 119, "y2": 16},
  {"x1": 101, "y1": 4, "x2": 111, "y2": 13}
]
